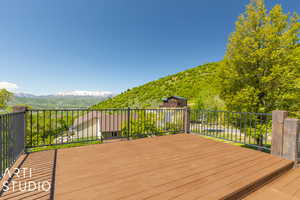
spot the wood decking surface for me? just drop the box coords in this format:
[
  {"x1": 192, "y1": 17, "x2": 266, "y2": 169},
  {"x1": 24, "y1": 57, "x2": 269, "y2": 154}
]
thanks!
[
  {"x1": 245, "y1": 166, "x2": 300, "y2": 200},
  {"x1": 0, "y1": 134, "x2": 294, "y2": 200}
]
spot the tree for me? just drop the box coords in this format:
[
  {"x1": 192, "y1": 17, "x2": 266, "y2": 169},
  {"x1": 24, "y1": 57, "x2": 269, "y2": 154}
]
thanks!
[
  {"x1": 193, "y1": 87, "x2": 225, "y2": 111},
  {"x1": 121, "y1": 112, "x2": 159, "y2": 139},
  {"x1": 0, "y1": 89, "x2": 13, "y2": 110},
  {"x1": 218, "y1": 0, "x2": 300, "y2": 113}
]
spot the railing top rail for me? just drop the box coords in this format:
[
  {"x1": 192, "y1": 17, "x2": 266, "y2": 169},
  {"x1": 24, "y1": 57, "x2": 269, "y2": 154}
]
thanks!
[
  {"x1": 27, "y1": 107, "x2": 187, "y2": 112},
  {"x1": 26, "y1": 108, "x2": 271, "y2": 116},
  {"x1": 0, "y1": 111, "x2": 26, "y2": 116},
  {"x1": 129, "y1": 108, "x2": 186, "y2": 110},
  {"x1": 192, "y1": 109, "x2": 272, "y2": 116},
  {"x1": 27, "y1": 108, "x2": 122, "y2": 111}
]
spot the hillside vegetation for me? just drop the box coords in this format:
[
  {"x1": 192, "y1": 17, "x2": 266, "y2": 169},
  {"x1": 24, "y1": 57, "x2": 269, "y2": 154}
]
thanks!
[{"x1": 93, "y1": 62, "x2": 223, "y2": 109}]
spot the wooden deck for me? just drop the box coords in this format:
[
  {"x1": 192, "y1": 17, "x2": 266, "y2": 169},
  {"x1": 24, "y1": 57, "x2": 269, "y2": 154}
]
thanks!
[
  {"x1": 245, "y1": 166, "x2": 300, "y2": 200},
  {"x1": 0, "y1": 134, "x2": 294, "y2": 200}
]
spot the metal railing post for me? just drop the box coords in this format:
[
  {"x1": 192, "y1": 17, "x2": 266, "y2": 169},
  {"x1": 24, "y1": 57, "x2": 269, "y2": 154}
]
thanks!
[
  {"x1": 184, "y1": 107, "x2": 190, "y2": 134},
  {"x1": 0, "y1": 115, "x2": 3, "y2": 178},
  {"x1": 21, "y1": 111, "x2": 26, "y2": 153},
  {"x1": 127, "y1": 107, "x2": 131, "y2": 140}
]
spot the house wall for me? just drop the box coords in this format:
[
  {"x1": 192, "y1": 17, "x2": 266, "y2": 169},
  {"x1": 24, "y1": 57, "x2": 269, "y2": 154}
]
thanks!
[
  {"x1": 72, "y1": 119, "x2": 100, "y2": 140},
  {"x1": 73, "y1": 119, "x2": 122, "y2": 140}
]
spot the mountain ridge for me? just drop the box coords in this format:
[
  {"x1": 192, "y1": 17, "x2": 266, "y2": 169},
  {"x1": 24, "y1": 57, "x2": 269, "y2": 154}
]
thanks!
[
  {"x1": 93, "y1": 62, "x2": 221, "y2": 109},
  {"x1": 10, "y1": 92, "x2": 114, "y2": 109},
  {"x1": 14, "y1": 91, "x2": 114, "y2": 98}
]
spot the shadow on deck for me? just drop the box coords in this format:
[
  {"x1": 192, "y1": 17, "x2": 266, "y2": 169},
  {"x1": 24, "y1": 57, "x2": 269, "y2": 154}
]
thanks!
[
  {"x1": 0, "y1": 150, "x2": 55, "y2": 200},
  {"x1": 0, "y1": 134, "x2": 294, "y2": 200}
]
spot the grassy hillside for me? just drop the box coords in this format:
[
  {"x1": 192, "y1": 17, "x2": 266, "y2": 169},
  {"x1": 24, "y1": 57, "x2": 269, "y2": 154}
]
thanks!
[{"x1": 93, "y1": 62, "x2": 222, "y2": 109}]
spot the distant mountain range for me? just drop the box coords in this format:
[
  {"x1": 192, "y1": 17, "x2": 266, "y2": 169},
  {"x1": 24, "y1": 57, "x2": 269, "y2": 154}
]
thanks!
[
  {"x1": 15, "y1": 90, "x2": 114, "y2": 98},
  {"x1": 14, "y1": 93, "x2": 37, "y2": 98},
  {"x1": 10, "y1": 91, "x2": 114, "y2": 109},
  {"x1": 57, "y1": 91, "x2": 113, "y2": 97}
]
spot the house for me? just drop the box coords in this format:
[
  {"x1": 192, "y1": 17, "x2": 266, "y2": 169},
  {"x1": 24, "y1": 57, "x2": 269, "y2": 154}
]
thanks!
[
  {"x1": 71, "y1": 111, "x2": 128, "y2": 140},
  {"x1": 160, "y1": 96, "x2": 187, "y2": 108}
]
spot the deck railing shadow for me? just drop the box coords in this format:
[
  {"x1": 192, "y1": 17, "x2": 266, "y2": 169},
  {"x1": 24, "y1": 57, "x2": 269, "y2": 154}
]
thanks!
[{"x1": 0, "y1": 150, "x2": 56, "y2": 200}]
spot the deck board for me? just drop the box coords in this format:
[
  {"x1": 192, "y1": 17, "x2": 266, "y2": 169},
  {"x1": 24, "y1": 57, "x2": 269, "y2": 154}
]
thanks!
[
  {"x1": 245, "y1": 167, "x2": 300, "y2": 200},
  {"x1": 0, "y1": 134, "x2": 293, "y2": 200}
]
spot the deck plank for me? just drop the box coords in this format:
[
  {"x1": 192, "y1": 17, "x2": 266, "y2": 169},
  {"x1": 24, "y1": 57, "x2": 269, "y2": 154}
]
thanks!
[
  {"x1": 245, "y1": 167, "x2": 300, "y2": 200},
  {"x1": 0, "y1": 134, "x2": 293, "y2": 200}
]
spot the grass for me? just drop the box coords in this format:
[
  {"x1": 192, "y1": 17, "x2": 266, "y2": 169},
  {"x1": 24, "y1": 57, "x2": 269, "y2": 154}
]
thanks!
[
  {"x1": 27, "y1": 138, "x2": 103, "y2": 152},
  {"x1": 26, "y1": 132, "x2": 179, "y2": 152},
  {"x1": 197, "y1": 134, "x2": 271, "y2": 153}
]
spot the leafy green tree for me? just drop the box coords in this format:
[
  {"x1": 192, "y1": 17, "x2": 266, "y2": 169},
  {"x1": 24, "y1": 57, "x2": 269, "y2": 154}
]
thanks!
[
  {"x1": 218, "y1": 0, "x2": 300, "y2": 113},
  {"x1": 193, "y1": 87, "x2": 225, "y2": 111},
  {"x1": 26, "y1": 111, "x2": 74, "y2": 147},
  {"x1": 0, "y1": 89, "x2": 13, "y2": 110},
  {"x1": 122, "y1": 112, "x2": 159, "y2": 138}
]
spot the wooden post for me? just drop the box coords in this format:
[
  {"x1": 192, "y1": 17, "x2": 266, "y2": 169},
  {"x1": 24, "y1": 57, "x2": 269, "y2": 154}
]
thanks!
[
  {"x1": 282, "y1": 118, "x2": 300, "y2": 162},
  {"x1": 184, "y1": 107, "x2": 190, "y2": 133},
  {"x1": 271, "y1": 110, "x2": 288, "y2": 157}
]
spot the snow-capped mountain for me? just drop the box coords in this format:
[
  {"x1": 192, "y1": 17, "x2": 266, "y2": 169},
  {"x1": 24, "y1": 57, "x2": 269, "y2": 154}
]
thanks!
[
  {"x1": 14, "y1": 92, "x2": 37, "y2": 98},
  {"x1": 14, "y1": 91, "x2": 114, "y2": 98},
  {"x1": 57, "y1": 90, "x2": 113, "y2": 97}
]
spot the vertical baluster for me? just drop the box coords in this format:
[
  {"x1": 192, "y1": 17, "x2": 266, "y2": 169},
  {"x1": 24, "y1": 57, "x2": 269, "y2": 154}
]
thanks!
[
  {"x1": 49, "y1": 111, "x2": 52, "y2": 145},
  {"x1": 55, "y1": 110, "x2": 58, "y2": 145},
  {"x1": 43, "y1": 110, "x2": 46, "y2": 145},
  {"x1": 0, "y1": 115, "x2": 3, "y2": 177}
]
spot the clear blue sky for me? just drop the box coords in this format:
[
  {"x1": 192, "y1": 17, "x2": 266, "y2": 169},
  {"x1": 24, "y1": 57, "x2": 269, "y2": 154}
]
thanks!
[{"x1": 0, "y1": 0, "x2": 299, "y2": 95}]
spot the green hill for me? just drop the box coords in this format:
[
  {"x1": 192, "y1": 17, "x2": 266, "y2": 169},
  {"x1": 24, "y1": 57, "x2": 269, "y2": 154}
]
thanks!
[{"x1": 93, "y1": 62, "x2": 223, "y2": 109}]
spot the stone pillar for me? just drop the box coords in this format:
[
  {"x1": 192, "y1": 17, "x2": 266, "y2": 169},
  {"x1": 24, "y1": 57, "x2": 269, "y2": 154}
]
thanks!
[
  {"x1": 271, "y1": 110, "x2": 288, "y2": 157},
  {"x1": 12, "y1": 105, "x2": 27, "y2": 153},
  {"x1": 184, "y1": 107, "x2": 190, "y2": 133},
  {"x1": 282, "y1": 118, "x2": 300, "y2": 162}
]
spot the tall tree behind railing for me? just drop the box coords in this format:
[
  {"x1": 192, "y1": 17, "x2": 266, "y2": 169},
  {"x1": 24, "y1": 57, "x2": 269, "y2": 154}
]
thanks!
[
  {"x1": 0, "y1": 89, "x2": 13, "y2": 113},
  {"x1": 217, "y1": 0, "x2": 300, "y2": 114}
]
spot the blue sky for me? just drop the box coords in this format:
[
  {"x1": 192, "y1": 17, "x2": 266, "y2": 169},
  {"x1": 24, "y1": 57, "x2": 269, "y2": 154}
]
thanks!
[{"x1": 0, "y1": 0, "x2": 299, "y2": 95}]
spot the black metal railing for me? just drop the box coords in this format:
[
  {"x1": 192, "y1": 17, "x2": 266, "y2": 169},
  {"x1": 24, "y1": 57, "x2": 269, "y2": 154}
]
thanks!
[
  {"x1": 190, "y1": 110, "x2": 272, "y2": 150},
  {"x1": 0, "y1": 112, "x2": 26, "y2": 179},
  {"x1": 25, "y1": 108, "x2": 185, "y2": 148},
  {"x1": 0, "y1": 107, "x2": 274, "y2": 181}
]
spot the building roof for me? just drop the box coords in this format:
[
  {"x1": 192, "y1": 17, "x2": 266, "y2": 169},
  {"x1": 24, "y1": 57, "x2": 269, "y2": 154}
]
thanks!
[{"x1": 162, "y1": 96, "x2": 187, "y2": 102}]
